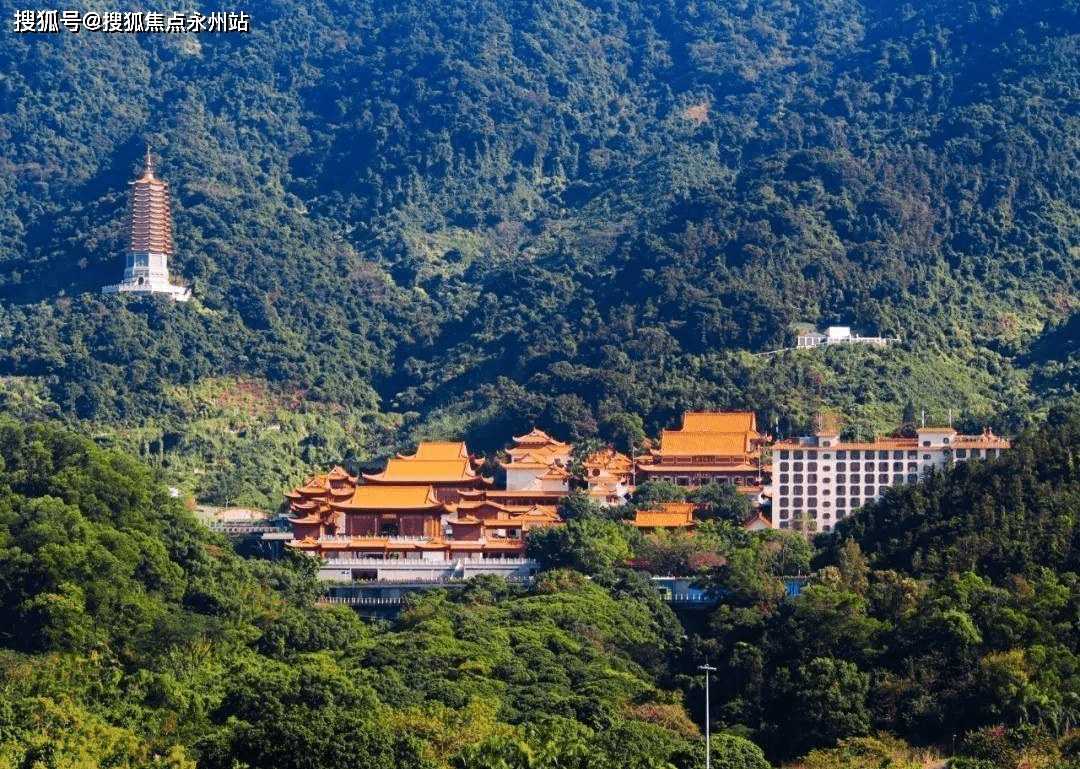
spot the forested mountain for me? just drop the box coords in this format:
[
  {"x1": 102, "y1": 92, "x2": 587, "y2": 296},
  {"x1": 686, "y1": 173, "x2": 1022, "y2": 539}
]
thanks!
[
  {"x1": 0, "y1": 421, "x2": 729, "y2": 768},
  {"x1": 6, "y1": 404, "x2": 1080, "y2": 767},
  {"x1": 2, "y1": 0, "x2": 1078, "y2": 501}
]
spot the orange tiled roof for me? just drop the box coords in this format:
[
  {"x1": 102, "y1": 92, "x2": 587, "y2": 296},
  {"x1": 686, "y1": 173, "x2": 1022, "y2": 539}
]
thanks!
[
  {"x1": 681, "y1": 411, "x2": 758, "y2": 433},
  {"x1": 333, "y1": 484, "x2": 442, "y2": 510},
  {"x1": 658, "y1": 430, "x2": 753, "y2": 456},
  {"x1": 485, "y1": 489, "x2": 567, "y2": 500},
  {"x1": 512, "y1": 428, "x2": 571, "y2": 447},
  {"x1": 633, "y1": 502, "x2": 697, "y2": 528},
  {"x1": 363, "y1": 458, "x2": 480, "y2": 483},
  {"x1": 583, "y1": 448, "x2": 633, "y2": 472},
  {"x1": 500, "y1": 459, "x2": 553, "y2": 470},
  {"x1": 505, "y1": 444, "x2": 572, "y2": 465},
  {"x1": 398, "y1": 441, "x2": 471, "y2": 461},
  {"x1": 742, "y1": 512, "x2": 772, "y2": 531}
]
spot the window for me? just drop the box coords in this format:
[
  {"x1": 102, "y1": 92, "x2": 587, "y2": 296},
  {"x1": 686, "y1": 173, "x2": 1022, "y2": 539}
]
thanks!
[
  {"x1": 907, "y1": 462, "x2": 918, "y2": 470},
  {"x1": 907, "y1": 474, "x2": 918, "y2": 483},
  {"x1": 780, "y1": 462, "x2": 790, "y2": 471},
  {"x1": 779, "y1": 510, "x2": 789, "y2": 520},
  {"x1": 836, "y1": 498, "x2": 847, "y2": 507},
  {"x1": 779, "y1": 486, "x2": 790, "y2": 496},
  {"x1": 893, "y1": 462, "x2": 903, "y2": 471},
  {"x1": 943, "y1": 437, "x2": 950, "y2": 444},
  {"x1": 878, "y1": 450, "x2": 889, "y2": 459},
  {"x1": 793, "y1": 486, "x2": 804, "y2": 495},
  {"x1": 836, "y1": 450, "x2": 847, "y2": 459},
  {"x1": 923, "y1": 454, "x2": 932, "y2": 460},
  {"x1": 794, "y1": 450, "x2": 804, "y2": 459},
  {"x1": 836, "y1": 485, "x2": 846, "y2": 495},
  {"x1": 676, "y1": 477, "x2": 688, "y2": 486},
  {"x1": 822, "y1": 453, "x2": 832, "y2": 460},
  {"x1": 878, "y1": 474, "x2": 889, "y2": 484},
  {"x1": 808, "y1": 462, "x2": 818, "y2": 471},
  {"x1": 823, "y1": 488, "x2": 831, "y2": 495},
  {"x1": 849, "y1": 450, "x2": 861, "y2": 459},
  {"x1": 893, "y1": 474, "x2": 903, "y2": 483},
  {"x1": 780, "y1": 450, "x2": 790, "y2": 459},
  {"x1": 850, "y1": 474, "x2": 860, "y2": 483},
  {"x1": 971, "y1": 449, "x2": 982, "y2": 458},
  {"x1": 822, "y1": 524, "x2": 832, "y2": 532},
  {"x1": 808, "y1": 474, "x2": 818, "y2": 483},
  {"x1": 793, "y1": 462, "x2": 804, "y2": 471},
  {"x1": 907, "y1": 450, "x2": 918, "y2": 458},
  {"x1": 864, "y1": 486, "x2": 875, "y2": 496},
  {"x1": 808, "y1": 486, "x2": 818, "y2": 495},
  {"x1": 823, "y1": 502, "x2": 831, "y2": 509},
  {"x1": 807, "y1": 498, "x2": 818, "y2": 507},
  {"x1": 850, "y1": 497, "x2": 860, "y2": 507},
  {"x1": 955, "y1": 449, "x2": 967, "y2": 458},
  {"x1": 836, "y1": 462, "x2": 846, "y2": 471},
  {"x1": 780, "y1": 474, "x2": 790, "y2": 483},
  {"x1": 779, "y1": 521, "x2": 789, "y2": 529},
  {"x1": 879, "y1": 461, "x2": 890, "y2": 471},
  {"x1": 792, "y1": 498, "x2": 803, "y2": 508},
  {"x1": 836, "y1": 474, "x2": 846, "y2": 483},
  {"x1": 922, "y1": 441, "x2": 931, "y2": 446}
]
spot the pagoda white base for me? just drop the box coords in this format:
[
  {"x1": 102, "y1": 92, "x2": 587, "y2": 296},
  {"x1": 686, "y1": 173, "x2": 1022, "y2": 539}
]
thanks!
[{"x1": 102, "y1": 279, "x2": 191, "y2": 302}]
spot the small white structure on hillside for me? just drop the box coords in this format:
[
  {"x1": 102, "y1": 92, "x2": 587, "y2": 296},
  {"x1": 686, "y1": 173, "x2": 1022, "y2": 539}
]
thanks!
[{"x1": 796, "y1": 326, "x2": 896, "y2": 348}]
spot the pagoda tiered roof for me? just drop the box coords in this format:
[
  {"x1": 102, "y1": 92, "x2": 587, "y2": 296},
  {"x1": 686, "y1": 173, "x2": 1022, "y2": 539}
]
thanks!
[{"x1": 127, "y1": 158, "x2": 173, "y2": 254}]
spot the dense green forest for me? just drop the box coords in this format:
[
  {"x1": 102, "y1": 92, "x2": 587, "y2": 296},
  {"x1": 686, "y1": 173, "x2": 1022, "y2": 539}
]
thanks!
[
  {"x1": 1, "y1": 0, "x2": 1078, "y2": 503},
  {"x1": 4, "y1": 401, "x2": 1080, "y2": 767}
]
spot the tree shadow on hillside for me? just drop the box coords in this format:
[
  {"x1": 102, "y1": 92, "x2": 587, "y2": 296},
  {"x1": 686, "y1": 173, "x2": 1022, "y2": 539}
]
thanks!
[{"x1": 0, "y1": 139, "x2": 151, "y2": 305}]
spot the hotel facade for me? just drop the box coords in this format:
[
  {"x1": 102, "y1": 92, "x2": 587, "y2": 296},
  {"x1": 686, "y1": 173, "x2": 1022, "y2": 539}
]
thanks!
[{"x1": 769, "y1": 427, "x2": 1011, "y2": 534}]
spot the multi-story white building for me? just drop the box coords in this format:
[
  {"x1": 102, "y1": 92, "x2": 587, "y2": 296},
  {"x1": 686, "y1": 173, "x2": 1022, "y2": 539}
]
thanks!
[{"x1": 769, "y1": 426, "x2": 1010, "y2": 534}]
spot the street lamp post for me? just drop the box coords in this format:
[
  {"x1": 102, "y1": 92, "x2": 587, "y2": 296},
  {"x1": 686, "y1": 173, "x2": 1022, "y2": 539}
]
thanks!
[{"x1": 699, "y1": 662, "x2": 716, "y2": 769}]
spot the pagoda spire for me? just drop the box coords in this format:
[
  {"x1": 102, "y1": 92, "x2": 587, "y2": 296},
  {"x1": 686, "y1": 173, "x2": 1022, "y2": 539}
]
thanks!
[{"x1": 143, "y1": 144, "x2": 154, "y2": 180}]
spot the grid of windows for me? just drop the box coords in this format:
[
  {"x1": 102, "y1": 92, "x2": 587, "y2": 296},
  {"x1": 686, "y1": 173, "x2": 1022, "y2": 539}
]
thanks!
[{"x1": 771, "y1": 438, "x2": 1008, "y2": 532}]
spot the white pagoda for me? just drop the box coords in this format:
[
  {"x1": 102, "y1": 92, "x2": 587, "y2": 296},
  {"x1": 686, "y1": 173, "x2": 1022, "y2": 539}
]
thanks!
[{"x1": 102, "y1": 148, "x2": 190, "y2": 301}]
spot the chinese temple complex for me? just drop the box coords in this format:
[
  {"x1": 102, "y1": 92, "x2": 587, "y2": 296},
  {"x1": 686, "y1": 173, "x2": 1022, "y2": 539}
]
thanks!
[
  {"x1": 102, "y1": 148, "x2": 191, "y2": 301},
  {"x1": 635, "y1": 411, "x2": 769, "y2": 495},
  {"x1": 285, "y1": 438, "x2": 564, "y2": 579},
  {"x1": 279, "y1": 411, "x2": 1014, "y2": 575}
]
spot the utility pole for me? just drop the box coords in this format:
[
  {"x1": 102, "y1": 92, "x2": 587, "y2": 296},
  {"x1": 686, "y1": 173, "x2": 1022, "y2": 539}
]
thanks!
[{"x1": 699, "y1": 661, "x2": 716, "y2": 769}]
